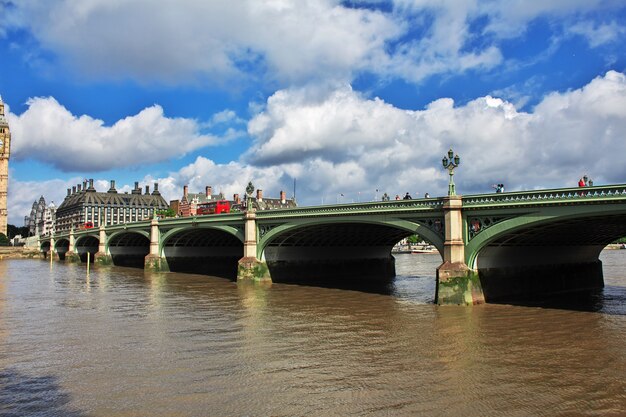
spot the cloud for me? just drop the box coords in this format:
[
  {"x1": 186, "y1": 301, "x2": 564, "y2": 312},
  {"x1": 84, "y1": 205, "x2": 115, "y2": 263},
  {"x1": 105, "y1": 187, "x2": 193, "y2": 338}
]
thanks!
[
  {"x1": 3, "y1": 1, "x2": 622, "y2": 87},
  {"x1": 8, "y1": 176, "x2": 83, "y2": 226},
  {"x1": 568, "y1": 20, "x2": 626, "y2": 47},
  {"x1": 8, "y1": 97, "x2": 240, "y2": 171},
  {"x1": 1, "y1": 0, "x2": 399, "y2": 86},
  {"x1": 239, "y1": 70, "x2": 626, "y2": 202}
]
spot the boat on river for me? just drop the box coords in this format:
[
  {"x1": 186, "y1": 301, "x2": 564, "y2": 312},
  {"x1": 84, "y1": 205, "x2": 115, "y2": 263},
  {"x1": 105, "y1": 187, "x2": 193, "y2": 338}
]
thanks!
[{"x1": 411, "y1": 245, "x2": 437, "y2": 254}]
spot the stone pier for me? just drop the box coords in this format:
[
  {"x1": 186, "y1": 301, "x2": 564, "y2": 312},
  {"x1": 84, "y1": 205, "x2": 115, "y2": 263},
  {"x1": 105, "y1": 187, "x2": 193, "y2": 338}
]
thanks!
[
  {"x1": 65, "y1": 227, "x2": 81, "y2": 263},
  {"x1": 237, "y1": 209, "x2": 271, "y2": 282},
  {"x1": 94, "y1": 225, "x2": 113, "y2": 266},
  {"x1": 436, "y1": 196, "x2": 485, "y2": 305},
  {"x1": 145, "y1": 217, "x2": 169, "y2": 271}
]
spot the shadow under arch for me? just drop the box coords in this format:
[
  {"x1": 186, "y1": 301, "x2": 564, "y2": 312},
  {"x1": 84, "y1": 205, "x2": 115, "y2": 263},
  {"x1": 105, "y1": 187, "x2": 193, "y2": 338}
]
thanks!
[
  {"x1": 465, "y1": 209, "x2": 626, "y2": 302},
  {"x1": 107, "y1": 231, "x2": 151, "y2": 268},
  {"x1": 259, "y1": 219, "x2": 442, "y2": 285},
  {"x1": 162, "y1": 227, "x2": 244, "y2": 279},
  {"x1": 75, "y1": 234, "x2": 99, "y2": 263},
  {"x1": 54, "y1": 238, "x2": 70, "y2": 260}
]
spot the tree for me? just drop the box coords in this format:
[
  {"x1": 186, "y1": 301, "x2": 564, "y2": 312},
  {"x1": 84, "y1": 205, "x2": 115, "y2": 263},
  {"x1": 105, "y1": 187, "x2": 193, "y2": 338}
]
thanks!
[
  {"x1": 7, "y1": 224, "x2": 29, "y2": 239},
  {"x1": 0, "y1": 233, "x2": 9, "y2": 246},
  {"x1": 407, "y1": 234, "x2": 431, "y2": 244},
  {"x1": 156, "y1": 208, "x2": 176, "y2": 218}
]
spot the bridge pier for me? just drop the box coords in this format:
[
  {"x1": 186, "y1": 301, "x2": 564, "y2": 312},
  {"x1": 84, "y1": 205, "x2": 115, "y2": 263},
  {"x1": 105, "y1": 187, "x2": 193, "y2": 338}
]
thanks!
[
  {"x1": 94, "y1": 225, "x2": 113, "y2": 266},
  {"x1": 436, "y1": 196, "x2": 485, "y2": 305},
  {"x1": 144, "y1": 217, "x2": 169, "y2": 272},
  {"x1": 238, "y1": 209, "x2": 271, "y2": 282},
  {"x1": 65, "y1": 227, "x2": 81, "y2": 263}
]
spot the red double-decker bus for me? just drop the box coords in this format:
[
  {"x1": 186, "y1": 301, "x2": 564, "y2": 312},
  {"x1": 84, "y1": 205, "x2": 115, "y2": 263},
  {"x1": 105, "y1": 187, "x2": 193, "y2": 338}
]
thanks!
[
  {"x1": 197, "y1": 200, "x2": 231, "y2": 215},
  {"x1": 78, "y1": 222, "x2": 94, "y2": 230}
]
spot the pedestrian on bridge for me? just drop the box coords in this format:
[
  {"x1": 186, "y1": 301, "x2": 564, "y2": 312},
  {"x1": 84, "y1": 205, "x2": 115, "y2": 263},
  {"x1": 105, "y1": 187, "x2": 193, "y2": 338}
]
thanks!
[{"x1": 403, "y1": 192, "x2": 412, "y2": 200}]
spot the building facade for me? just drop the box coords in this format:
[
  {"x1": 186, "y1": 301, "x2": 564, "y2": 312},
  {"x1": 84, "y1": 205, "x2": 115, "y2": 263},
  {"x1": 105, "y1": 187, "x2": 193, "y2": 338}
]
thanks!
[
  {"x1": 174, "y1": 185, "x2": 297, "y2": 217},
  {"x1": 0, "y1": 96, "x2": 11, "y2": 236},
  {"x1": 25, "y1": 196, "x2": 47, "y2": 236},
  {"x1": 55, "y1": 180, "x2": 169, "y2": 233},
  {"x1": 177, "y1": 185, "x2": 224, "y2": 217},
  {"x1": 40, "y1": 201, "x2": 57, "y2": 237},
  {"x1": 249, "y1": 189, "x2": 297, "y2": 211}
]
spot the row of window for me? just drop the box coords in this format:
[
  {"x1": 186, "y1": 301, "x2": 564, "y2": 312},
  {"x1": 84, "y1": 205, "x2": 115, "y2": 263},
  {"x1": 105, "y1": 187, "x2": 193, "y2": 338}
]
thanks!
[{"x1": 54, "y1": 207, "x2": 159, "y2": 231}]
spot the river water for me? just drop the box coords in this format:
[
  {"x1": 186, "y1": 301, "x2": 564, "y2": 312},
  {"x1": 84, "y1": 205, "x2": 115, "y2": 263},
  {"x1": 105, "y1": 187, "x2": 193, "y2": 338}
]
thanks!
[{"x1": 1, "y1": 252, "x2": 625, "y2": 416}]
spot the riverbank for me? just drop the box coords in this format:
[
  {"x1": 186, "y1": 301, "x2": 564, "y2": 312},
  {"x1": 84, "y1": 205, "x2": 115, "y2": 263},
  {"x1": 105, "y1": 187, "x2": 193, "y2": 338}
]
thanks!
[{"x1": 0, "y1": 246, "x2": 41, "y2": 260}]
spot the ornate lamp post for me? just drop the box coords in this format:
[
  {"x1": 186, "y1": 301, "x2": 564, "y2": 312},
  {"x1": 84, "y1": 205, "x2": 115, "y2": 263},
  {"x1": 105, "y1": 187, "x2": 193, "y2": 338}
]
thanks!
[
  {"x1": 442, "y1": 148, "x2": 460, "y2": 196},
  {"x1": 245, "y1": 181, "x2": 255, "y2": 211}
]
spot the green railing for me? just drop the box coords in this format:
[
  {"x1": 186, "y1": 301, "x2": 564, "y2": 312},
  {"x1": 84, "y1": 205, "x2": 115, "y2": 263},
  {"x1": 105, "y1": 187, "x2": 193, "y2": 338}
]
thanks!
[
  {"x1": 255, "y1": 198, "x2": 444, "y2": 219},
  {"x1": 463, "y1": 184, "x2": 626, "y2": 207}
]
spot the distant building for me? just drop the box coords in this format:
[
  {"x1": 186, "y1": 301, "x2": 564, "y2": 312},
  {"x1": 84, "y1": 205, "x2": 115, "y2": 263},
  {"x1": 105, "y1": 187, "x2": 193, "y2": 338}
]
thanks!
[
  {"x1": 40, "y1": 201, "x2": 57, "y2": 237},
  {"x1": 173, "y1": 185, "x2": 296, "y2": 217},
  {"x1": 248, "y1": 189, "x2": 297, "y2": 211},
  {"x1": 177, "y1": 185, "x2": 224, "y2": 217},
  {"x1": 25, "y1": 196, "x2": 46, "y2": 236},
  {"x1": 55, "y1": 179, "x2": 169, "y2": 233}
]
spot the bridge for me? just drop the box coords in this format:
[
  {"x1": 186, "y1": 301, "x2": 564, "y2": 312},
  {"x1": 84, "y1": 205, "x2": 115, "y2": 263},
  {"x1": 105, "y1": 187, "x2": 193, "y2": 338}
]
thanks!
[{"x1": 39, "y1": 184, "x2": 626, "y2": 305}]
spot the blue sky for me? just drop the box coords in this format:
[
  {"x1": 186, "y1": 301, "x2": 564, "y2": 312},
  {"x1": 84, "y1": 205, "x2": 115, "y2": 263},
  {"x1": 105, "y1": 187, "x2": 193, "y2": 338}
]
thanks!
[{"x1": 1, "y1": 0, "x2": 626, "y2": 225}]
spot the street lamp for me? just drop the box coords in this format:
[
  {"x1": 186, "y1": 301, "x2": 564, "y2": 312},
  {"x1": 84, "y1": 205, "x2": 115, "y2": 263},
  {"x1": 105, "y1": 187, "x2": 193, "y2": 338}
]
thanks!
[
  {"x1": 442, "y1": 148, "x2": 460, "y2": 196},
  {"x1": 245, "y1": 181, "x2": 255, "y2": 211}
]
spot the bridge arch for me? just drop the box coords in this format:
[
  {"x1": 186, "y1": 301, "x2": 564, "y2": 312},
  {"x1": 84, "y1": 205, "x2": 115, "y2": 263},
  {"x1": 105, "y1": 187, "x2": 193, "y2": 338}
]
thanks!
[
  {"x1": 464, "y1": 204, "x2": 626, "y2": 300},
  {"x1": 160, "y1": 226, "x2": 244, "y2": 278},
  {"x1": 54, "y1": 238, "x2": 70, "y2": 260},
  {"x1": 75, "y1": 234, "x2": 100, "y2": 263},
  {"x1": 258, "y1": 218, "x2": 444, "y2": 283},
  {"x1": 259, "y1": 218, "x2": 444, "y2": 255},
  {"x1": 107, "y1": 231, "x2": 151, "y2": 268}
]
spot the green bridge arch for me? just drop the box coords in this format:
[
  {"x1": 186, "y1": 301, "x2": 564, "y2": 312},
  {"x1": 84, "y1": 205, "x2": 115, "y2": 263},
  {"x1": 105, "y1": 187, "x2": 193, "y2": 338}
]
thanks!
[
  {"x1": 465, "y1": 203, "x2": 626, "y2": 269},
  {"x1": 258, "y1": 217, "x2": 445, "y2": 258}
]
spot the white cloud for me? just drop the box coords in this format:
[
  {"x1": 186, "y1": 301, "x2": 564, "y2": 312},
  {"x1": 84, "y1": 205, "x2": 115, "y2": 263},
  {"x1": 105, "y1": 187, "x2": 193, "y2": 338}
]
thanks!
[
  {"x1": 568, "y1": 20, "x2": 626, "y2": 47},
  {"x1": 1, "y1": 0, "x2": 399, "y2": 86},
  {"x1": 238, "y1": 70, "x2": 626, "y2": 202},
  {"x1": 8, "y1": 176, "x2": 83, "y2": 226},
  {"x1": 8, "y1": 97, "x2": 240, "y2": 171},
  {"x1": 4, "y1": 1, "x2": 621, "y2": 87}
]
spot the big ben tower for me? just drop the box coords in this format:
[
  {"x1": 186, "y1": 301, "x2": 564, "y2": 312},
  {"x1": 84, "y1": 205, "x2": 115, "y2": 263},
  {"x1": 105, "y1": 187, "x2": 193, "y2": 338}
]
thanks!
[{"x1": 0, "y1": 96, "x2": 10, "y2": 236}]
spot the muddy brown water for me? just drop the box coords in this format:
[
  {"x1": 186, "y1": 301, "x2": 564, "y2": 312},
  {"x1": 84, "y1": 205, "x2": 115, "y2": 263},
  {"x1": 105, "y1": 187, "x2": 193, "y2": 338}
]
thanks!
[{"x1": 1, "y1": 251, "x2": 625, "y2": 416}]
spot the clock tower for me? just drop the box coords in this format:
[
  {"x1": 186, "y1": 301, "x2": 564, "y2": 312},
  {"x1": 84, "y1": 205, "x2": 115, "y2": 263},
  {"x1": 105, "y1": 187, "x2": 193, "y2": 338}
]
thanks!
[{"x1": 0, "y1": 96, "x2": 11, "y2": 236}]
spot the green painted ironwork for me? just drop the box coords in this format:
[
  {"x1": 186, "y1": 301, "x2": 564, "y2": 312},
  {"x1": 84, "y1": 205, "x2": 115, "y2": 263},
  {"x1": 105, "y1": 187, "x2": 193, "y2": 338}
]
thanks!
[{"x1": 39, "y1": 183, "x2": 626, "y2": 275}]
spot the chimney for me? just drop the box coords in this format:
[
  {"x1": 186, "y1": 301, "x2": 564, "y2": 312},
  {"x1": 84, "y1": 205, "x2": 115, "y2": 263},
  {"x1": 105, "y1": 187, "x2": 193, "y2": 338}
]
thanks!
[
  {"x1": 67, "y1": 188, "x2": 71, "y2": 196},
  {"x1": 152, "y1": 183, "x2": 161, "y2": 195},
  {"x1": 108, "y1": 180, "x2": 117, "y2": 193},
  {"x1": 77, "y1": 184, "x2": 82, "y2": 192},
  {"x1": 145, "y1": 185, "x2": 150, "y2": 194},
  {"x1": 206, "y1": 186, "x2": 212, "y2": 197},
  {"x1": 83, "y1": 180, "x2": 87, "y2": 190},
  {"x1": 183, "y1": 185, "x2": 189, "y2": 199},
  {"x1": 280, "y1": 190, "x2": 286, "y2": 204},
  {"x1": 234, "y1": 194, "x2": 240, "y2": 204},
  {"x1": 88, "y1": 179, "x2": 95, "y2": 191},
  {"x1": 256, "y1": 189, "x2": 263, "y2": 202},
  {"x1": 72, "y1": 186, "x2": 76, "y2": 194},
  {"x1": 131, "y1": 181, "x2": 141, "y2": 194}
]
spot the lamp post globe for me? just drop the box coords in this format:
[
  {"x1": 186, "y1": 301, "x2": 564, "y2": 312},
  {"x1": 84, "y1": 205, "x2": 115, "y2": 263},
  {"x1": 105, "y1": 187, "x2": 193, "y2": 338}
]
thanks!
[{"x1": 442, "y1": 148, "x2": 460, "y2": 196}]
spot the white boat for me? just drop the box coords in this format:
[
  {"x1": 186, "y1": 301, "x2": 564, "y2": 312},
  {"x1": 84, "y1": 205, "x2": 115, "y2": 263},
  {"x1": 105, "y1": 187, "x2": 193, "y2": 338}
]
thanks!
[{"x1": 411, "y1": 245, "x2": 437, "y2": 254}]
